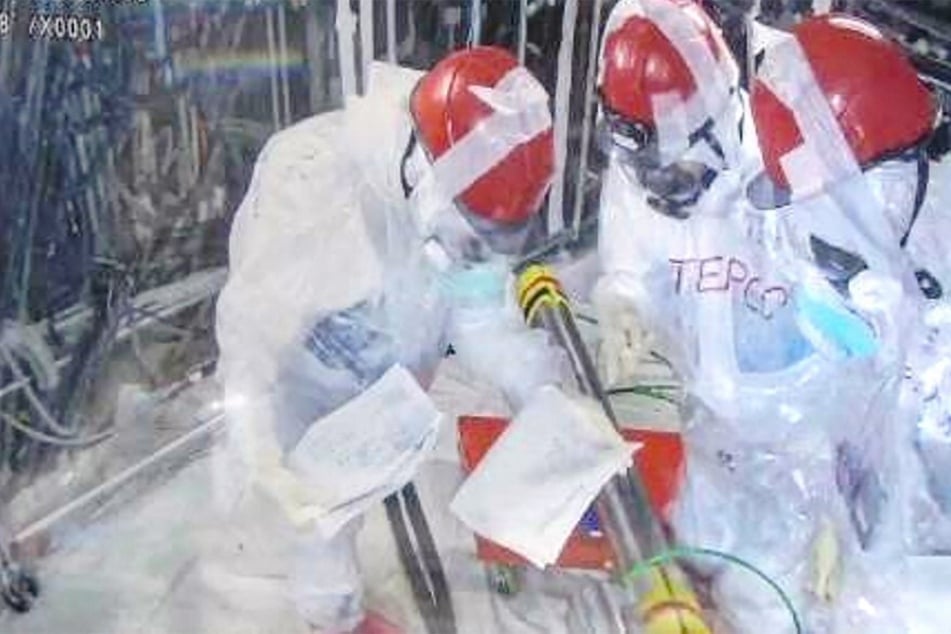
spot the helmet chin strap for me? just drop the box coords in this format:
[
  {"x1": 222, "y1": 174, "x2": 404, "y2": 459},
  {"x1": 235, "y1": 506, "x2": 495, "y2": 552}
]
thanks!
[
  {"x1": 399, "y1": 132, "x2": 419, "y2": 200},
  {"x1": 900, "y1": 150, "x2": 929, "y2": 248},
  {"x1": 903, "y1": 152, "x2": 942, "y2": 299}
]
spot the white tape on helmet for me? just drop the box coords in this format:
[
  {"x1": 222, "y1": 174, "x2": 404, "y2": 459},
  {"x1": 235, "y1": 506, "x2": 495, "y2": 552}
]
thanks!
[
  {"x1": 757, "y1": 34, "x2": 905, "y2": 276},
  {"x1": 413, "y1": 66, "x2": 552, "y2": 233},
  {"x1": 758, "y1": 34, "x2": 860, "y2": 198},
  {"x1": 641, "y1": 0, "x2": 741, "y2": 165}
]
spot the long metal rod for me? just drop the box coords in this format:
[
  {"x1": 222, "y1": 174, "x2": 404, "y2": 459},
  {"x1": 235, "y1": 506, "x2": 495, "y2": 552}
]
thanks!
[
  {"x1": 13, "y1": 412, "x2": 224, "y2": 550},
  {"x1": 518, "y1": 267, "x2": 711, "y2": 633},
  {"x1": 335, "y1": 0, "x2": 357, "y2": 98},
  {"x1": 359, "y1": 0, "x2": 373, "y2": 94},
  {"x1": 385, "y1": 483, "x2": 457, "y2": 634},
  {"x1": 469, "y1": 0, "x2": 481, "y2": 46},
  {"x1": 277, "y1": 2, "x2": 292, "y2": 125},
  {"x1": 518, "y1": 0, "x2": 528, "y2": 65},
  {"x1": 386, "y1": 0, "x2": 397, "y2": 63},
  {"x1": 546, "y1": 0, "x2": 579, "y2": 236},
  {"x1": 304, "y1": 3, "x2": 325, "y2": 112},
  {"x1": 571, "y1": 0, "x2": 604, "y2": 239},
  {"x1": 265, "y1": 6, "x2": 281, "y2": 132},
  {"x1": 535, "y1": 305, "x2": 667, "y2": 567}
]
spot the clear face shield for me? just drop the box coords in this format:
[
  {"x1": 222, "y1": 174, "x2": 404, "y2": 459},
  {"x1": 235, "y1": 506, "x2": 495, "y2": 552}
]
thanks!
[
  {"x1": 750, "y1": 34, "x2": 935, "y2": 366},
  {"x1": 401, "y1": 133, "x2": 535, "y2": 266},
  {"x1": 747, "y1": 150, "x2": 930, "y2": 298},
  {"x1": 400, "y1": 66, "x2": 552, "y2": 271}
]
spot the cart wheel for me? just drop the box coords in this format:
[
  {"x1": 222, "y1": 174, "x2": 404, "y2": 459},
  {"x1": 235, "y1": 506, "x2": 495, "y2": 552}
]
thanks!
[
  {"x1": 2, "y1": 568, "x2": 39, "y2": 613},
  {"x1": 490, "y1": 565, "x2": 521, "y2": 597}
]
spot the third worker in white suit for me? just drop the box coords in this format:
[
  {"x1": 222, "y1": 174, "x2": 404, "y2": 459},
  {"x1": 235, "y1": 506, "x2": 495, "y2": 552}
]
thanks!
[
  {"x1": 594, "y1": 2, "x2": 937, "y2": 633},
  {"x1": 745, "y1": 14, "x2": 940, "y2": 633}
]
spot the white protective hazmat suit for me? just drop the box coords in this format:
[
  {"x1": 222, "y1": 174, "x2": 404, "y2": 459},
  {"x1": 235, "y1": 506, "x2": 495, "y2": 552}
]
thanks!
[
  {"x1": 594, "y1": 11, "x2": 915, "y2": 634},
  {"x1": 901, "y1": 155, "x2": 951, "y2": 558},
  {"x1": 212, "y1": 62, "x2": 568, "y2": 632}
]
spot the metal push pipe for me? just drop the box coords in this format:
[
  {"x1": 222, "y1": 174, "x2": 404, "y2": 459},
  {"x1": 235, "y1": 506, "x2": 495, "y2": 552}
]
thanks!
[{"x1": 516, "y1": 265, "x2": 711, "y2": 634}]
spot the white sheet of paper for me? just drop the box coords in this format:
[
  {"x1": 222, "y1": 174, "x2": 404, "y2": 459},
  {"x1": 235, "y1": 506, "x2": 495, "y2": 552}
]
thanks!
[
  {"x1": 287, "y1": 364, "x2": 442, "y2": 537},
  {"x1": 450, "y1": 385, "x2": 636, "y2": 568}
]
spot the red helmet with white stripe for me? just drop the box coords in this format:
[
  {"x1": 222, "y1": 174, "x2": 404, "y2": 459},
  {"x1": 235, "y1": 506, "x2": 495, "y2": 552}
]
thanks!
[
  {"x1": 410, "y1": 46, "x2": 554, "y2": 226},
  {"x1": 598, "y1": 0, "x2": 736, "y2": 139},
  {"x1": 752, "y1": 14, "x2": 937, "y2": 190}
]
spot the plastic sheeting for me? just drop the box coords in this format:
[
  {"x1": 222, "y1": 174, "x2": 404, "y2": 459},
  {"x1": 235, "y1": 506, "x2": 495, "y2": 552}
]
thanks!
[
  {"x1": 0, "y1": 357, "x2": 641, "y2": 634},
  {"x1": 592, "y1": 7, "x2": 940, "y2": 634}
]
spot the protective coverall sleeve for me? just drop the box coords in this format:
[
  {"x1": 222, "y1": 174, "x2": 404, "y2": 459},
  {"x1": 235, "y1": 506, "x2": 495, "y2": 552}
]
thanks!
[
  {"x1": 593, "y1": 161, "x2": 679, "y2": 385},
  {"x1": 215, "y1": 111, "x2": 394, "y2": 526}
]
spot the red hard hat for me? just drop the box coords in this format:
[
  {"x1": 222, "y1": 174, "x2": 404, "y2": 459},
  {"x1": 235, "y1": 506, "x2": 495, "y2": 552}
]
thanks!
[
  {"x1": 598, "y1": 0, "x2": 733, "y2": 130},
  {"x1": 410, "y1": 46, "x2": 554, "y2": 226},
  {"x1": 752, "y1": 14, "x2": 936, "y2": 190}
]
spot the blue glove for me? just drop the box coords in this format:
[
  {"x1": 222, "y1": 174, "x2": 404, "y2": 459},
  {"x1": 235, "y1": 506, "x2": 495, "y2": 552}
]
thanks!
[
  {"x1": 795, "y1": 285, "x2": 879, "y2": 359},
  {"x1": 275, "y1": 302, "x2": 397, "y2": 450}
]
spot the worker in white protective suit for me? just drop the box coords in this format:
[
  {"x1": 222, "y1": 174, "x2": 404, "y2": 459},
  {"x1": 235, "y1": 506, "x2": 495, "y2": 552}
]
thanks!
[
  {"x1": 592, "y1": 2, "x2": 818, "y2": 629},
  {"x1": 595, "y1": 3, "x2": 936, "y2": 633},
  {"x1": 736, "y1": 13, "x2": 938, "y2": 634},
  {"x1": 592, "y1": 0, "x2": 804, "y2": 386},
  {"x1": 213, "y1": 47, "x2": 566, "y2": 633},
  {"x1": 898, "y1": 149, "x2": 951, "y2": 555},
  {"x1": 900, "y1": 152, "x2": 951, "y2": 566}
]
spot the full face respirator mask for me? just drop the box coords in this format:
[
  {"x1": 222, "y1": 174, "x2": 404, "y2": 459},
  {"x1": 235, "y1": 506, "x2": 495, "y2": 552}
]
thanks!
[{"x1": 596, "y1": 108, "x2": 733, "y2": 220}]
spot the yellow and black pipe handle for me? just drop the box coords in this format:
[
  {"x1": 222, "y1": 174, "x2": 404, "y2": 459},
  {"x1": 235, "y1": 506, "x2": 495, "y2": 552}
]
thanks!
[{"x1": 516, "y1": 263, "x2": 570, "y2": 324}]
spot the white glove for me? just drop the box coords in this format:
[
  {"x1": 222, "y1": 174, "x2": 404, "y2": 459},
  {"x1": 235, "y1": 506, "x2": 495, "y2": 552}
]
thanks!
[
  {"x1": 812, "y1": 517, "x2": 840, "y2": 602},
  {"x1": 221, "y1": 395, "x2": 328, "y2": 532},
  {"x1": 257, "y1": 436, "x2": 327, "y2": 531},
  {"x1": 450, "y1": 302, "x2": 567, "y2": 410},
  {"x1": 594, "y1": 288, "x2": 651, "y2": 388}
]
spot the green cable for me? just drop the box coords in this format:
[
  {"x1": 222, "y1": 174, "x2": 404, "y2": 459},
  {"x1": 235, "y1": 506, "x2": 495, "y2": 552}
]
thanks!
[
  {"x1": 607, "y1": 383, "x2": 677, "y2": 395},
  {"x1": 623, "y1": 547, "x2": 804, "y2": 634},
  {"x1": 608, "y1": 385, "x2": 679, "y2": 405}
]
